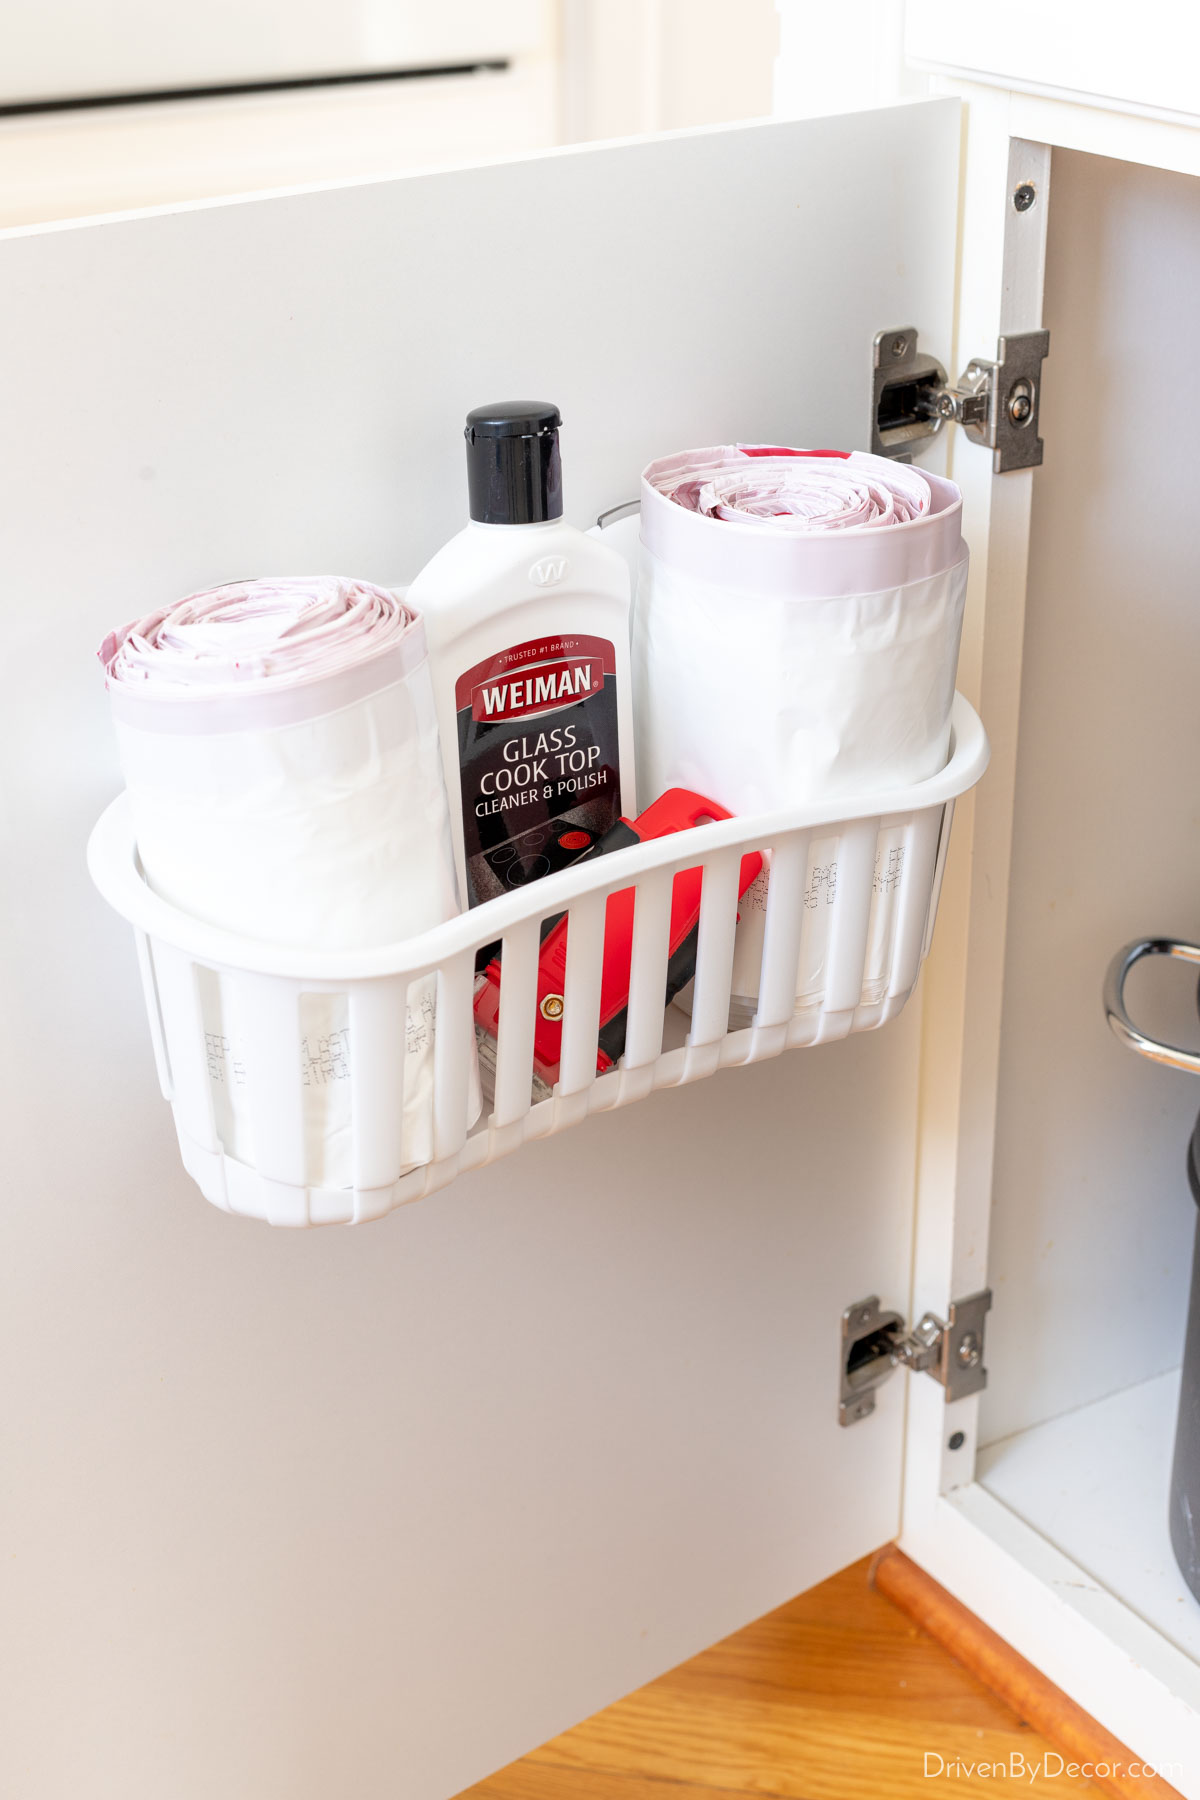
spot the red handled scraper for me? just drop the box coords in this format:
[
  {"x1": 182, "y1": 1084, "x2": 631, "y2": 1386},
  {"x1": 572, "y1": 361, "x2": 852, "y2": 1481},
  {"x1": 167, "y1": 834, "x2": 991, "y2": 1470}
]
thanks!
[{"x1": 474, "y1": 789, "x2": 763, "y2": 1101}]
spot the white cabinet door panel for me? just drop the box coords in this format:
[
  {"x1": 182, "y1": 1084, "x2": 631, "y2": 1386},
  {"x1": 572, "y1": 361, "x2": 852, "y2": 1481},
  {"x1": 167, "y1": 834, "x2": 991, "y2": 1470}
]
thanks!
[{"x1": 0, "y1": 104, "x2": 960, "y2": 1800}]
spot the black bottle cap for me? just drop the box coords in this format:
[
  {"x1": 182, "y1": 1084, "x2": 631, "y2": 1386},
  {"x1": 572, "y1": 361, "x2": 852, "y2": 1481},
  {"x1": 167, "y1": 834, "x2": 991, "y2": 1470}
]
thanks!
[{"x1": 464, "y1": 402, "x2": 563, "y2": 525}]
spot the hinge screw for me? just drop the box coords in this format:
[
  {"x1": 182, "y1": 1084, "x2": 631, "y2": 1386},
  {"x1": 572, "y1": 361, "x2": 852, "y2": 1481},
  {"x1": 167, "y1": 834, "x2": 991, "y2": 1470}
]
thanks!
[
  {"x1": 956, "y1": 1332, "x2": 982, "y2": 1370},
  {"x1": 1007, "y1": 378, "x2": 1034, "y2": 426},
  {"x1": 1013, "y1": 183, "x2": 1037, "y2": 213},
  {"x1": 890, "y1": 333, "x2": 909, "y2": 358}
]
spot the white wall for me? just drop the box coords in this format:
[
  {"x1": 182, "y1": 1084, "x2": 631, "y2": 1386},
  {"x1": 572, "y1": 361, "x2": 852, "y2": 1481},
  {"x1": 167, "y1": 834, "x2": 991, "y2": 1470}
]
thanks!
[
  {"x1": 563, "y1": 0, "x2": 778, "y2": 141},
  {"x1": 774, "y1": 0, "x2": 927, "y2": 119},
  {"x1": 981, "y1": 150, "x2": 1200, "y2": 1445}
]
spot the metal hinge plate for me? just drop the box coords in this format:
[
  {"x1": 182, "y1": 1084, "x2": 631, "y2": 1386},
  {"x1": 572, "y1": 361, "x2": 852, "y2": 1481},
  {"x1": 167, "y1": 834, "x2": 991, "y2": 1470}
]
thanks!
[
  {"x1": 871, "y1": 327, "x2": 1049, "y2": 473},
  {"x1": 839, "y1": 1289, "x2": 993, "y2": 1426}
]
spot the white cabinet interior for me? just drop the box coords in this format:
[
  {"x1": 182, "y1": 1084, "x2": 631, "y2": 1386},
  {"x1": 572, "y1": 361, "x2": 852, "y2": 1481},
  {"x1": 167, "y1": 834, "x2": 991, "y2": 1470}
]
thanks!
[
  {"x1": 895, "y1": 97, "x2": 1200, "y2": 1792},
  {"x1": 962, "y1": 144, "x2": 1200, "y2": 1747},
  {"x1": 983, "y1": 149, "x2": 1200, "y2": 1445}
]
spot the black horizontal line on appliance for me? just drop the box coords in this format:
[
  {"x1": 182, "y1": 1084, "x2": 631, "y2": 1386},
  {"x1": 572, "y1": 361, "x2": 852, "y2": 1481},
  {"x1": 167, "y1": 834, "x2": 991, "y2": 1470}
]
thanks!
[{"x1": 0, "y1": 60, "x2": 511, "y2": 119}]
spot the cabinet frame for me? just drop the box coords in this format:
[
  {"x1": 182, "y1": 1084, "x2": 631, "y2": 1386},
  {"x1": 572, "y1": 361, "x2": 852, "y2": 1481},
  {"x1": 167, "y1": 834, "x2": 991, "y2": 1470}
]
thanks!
[{"x1": 901, "y1": 76, "x2": 1200, "y2": 1785}]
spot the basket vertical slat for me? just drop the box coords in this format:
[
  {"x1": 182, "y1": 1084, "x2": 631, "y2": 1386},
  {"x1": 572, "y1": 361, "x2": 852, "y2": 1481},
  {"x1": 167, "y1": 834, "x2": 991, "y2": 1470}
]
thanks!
[
  {"x1": 492, "y1": 918, "x2": 542, "y2": 1128},
  {"x1": 349, "y1": 978, "x2": 409, "y2": 1195},
  {"x1": 558, "y1": 892, "x2": 607, "y2": 1095},
  {"x1": 823, "y1": 819, "x2": 881, "y2": 1018},
  {"x1": 922, "y1": 799, "x2": 956, "y2": 962},
  {"x1": 241, "y1": 977, "x2": 308, "y2": 1224},
  {"x1": 134, "y1": 929, "x2": 174, "y2": 1102},
  {"x1": 624, "y1": 870, "x2": 674, "y2": 1069},
  {"x1": 754, "y1": 833, "x2": 811, "y2": 1030},
  {"x1": 888, "y1": 810, "x2": 943, "y2": 1000},
  {"x1": 687, "y1": 850, "x2": 744, "y2": 1048},
  {"x1": 432, "y1": 954, "x2": 477, "y2": 1162},
  {"x1": 152, "y1": 944, "x2": 220, "y2": 1159}
]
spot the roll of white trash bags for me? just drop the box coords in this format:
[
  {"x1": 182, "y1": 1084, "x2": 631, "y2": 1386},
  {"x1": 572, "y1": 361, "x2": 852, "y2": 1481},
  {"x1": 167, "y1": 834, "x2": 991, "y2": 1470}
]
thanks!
[
  {"x1": 99, "y1": 577, "x2": 472, "y2": 1189},
  {"x1": 631, "y1": 445, "x2": 968, "y2": 1022}
]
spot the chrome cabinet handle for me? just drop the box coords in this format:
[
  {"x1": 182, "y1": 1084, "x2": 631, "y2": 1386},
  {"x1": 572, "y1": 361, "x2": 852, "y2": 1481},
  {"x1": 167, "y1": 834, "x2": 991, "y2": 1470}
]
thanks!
[{"x1": 1104, "y1": 938, "x2": 1200, "y2": 1075}]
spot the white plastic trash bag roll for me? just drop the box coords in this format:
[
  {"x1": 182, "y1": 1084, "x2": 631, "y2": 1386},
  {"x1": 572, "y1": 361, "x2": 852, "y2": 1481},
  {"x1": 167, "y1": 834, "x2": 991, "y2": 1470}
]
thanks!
[
  {"x1": 99, "y1": 577, "x2": 471, "y2": 1190},
  {"x1": 632, "y1": 446, "x2": 968, "y2": 1019}
]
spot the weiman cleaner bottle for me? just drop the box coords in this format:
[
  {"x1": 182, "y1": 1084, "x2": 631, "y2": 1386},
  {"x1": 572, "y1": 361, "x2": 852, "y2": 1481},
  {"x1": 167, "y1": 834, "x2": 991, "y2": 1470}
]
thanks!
[{"x1": 409, "y1": 403, "x2": 635, "y2": 909}]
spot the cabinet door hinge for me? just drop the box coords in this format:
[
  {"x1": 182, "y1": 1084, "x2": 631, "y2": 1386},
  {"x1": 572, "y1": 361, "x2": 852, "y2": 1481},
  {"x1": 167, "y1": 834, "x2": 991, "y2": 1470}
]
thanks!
[
  {"x1": 839, "y1": 1289, "x2": 992, "y2": 1426},
  {"x1": 871, "y1": 327, "x2": 1049, "y2": 473}
]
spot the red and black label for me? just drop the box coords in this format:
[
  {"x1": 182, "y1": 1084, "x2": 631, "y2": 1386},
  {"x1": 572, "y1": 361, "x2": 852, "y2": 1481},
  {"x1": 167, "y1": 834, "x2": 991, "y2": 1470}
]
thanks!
[{"x1": 455, "y1": 633, "x2": 623, "y2": 907}]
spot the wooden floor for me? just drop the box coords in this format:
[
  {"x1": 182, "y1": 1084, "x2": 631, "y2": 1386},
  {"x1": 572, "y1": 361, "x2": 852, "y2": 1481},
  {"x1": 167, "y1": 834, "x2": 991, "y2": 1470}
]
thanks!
[{"x1": 459, "y1": 1555, "x2": 1103, "y2": 1800}]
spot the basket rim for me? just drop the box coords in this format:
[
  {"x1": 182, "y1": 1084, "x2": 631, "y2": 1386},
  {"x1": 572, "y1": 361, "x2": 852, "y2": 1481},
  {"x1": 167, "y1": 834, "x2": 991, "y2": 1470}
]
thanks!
[{"x1": 87, "y1": 692, "x2": 988, "y2": 984}]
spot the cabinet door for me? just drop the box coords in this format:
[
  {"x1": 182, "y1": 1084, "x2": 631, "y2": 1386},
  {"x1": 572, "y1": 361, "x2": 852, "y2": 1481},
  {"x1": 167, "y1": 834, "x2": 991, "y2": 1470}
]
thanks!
[{"x1": 0, "y1": 103, "x2": 961, "y2": 1800}]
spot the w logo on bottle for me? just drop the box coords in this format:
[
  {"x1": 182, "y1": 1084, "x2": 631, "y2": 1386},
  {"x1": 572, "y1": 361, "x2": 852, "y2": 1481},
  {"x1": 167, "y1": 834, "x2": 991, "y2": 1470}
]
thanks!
[{"x1": 529, "y1": 557, "x2": 569, "y2": 587}]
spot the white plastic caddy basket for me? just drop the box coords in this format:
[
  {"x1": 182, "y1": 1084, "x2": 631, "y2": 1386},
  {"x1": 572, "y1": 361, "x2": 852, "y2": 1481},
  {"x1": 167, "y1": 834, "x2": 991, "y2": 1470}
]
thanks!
[{"x1": 88, "y1": 695, "x2": 988, "y2": 1227}]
